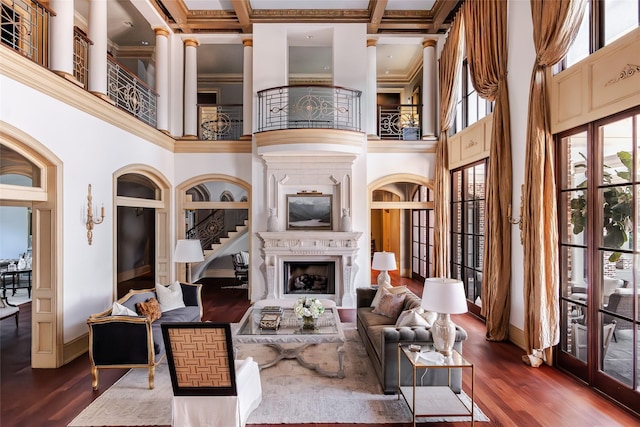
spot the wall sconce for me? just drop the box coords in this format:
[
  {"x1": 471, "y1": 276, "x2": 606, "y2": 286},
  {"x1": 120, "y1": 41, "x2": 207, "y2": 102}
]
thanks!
[
  {"x1": 508, "y1": 185, "x2": 524, "y2": 244},
  {"x1": 85, "y1": 184, "x2": 105, "y2": 245}
]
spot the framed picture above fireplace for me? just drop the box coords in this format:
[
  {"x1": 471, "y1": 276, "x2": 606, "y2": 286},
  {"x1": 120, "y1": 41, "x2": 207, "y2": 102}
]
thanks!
[{"x1": 286, "y1": 193, "x2": 333, "y2": 230}]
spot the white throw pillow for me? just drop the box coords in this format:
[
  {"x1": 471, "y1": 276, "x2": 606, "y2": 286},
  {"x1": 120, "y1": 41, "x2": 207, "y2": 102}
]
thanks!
[
  {"x1": 395, "y1": 308, "x2": 430, "y2": 327},
  {"x1": 370, "y1": 284, "x2": 407, "y2": 307},
  {"x1": 156, "y1": 281, "x2": 186, "y2": 312},
  {"x1": 111, "y1": 302, "x2": 137, "y2": 317},
  {"x1": 421, "y1": 311, "x2": 438, "y2": 327}
]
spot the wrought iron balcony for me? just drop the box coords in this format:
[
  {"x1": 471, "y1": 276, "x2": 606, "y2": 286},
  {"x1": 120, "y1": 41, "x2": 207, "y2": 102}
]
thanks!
[
  {"x1": 107, "y1": 56, "x2": 157, "y2": 128},
  {"x1": 378, "y1": 104, "x2": 422, "y2": 140},
  {"x1": 256, "y1": 85, "x2": 362, "y2": 133},
  {"x1": 0, "y1": 0, "x2": 52, "y2": 67},
  {"x1": 198, "y1": 104, "x2": 243, "y2": 140}
]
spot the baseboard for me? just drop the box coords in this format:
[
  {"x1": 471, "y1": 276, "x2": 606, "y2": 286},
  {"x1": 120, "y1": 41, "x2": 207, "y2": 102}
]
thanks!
[
  {"x1": 509, "y1": 323, "x2": 526, "y2": 351},
  {"x1": 63, "y1": 332, "x2": 88, "y2": 365}
]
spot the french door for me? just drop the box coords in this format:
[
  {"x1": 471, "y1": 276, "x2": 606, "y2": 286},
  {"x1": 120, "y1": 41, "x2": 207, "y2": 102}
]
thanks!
[{"x1": 557, "y1": 108, "x2": 639, "y2": 411}]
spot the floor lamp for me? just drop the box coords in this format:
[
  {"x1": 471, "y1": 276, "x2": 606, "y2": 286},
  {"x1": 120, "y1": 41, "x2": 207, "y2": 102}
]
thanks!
[
  {"x1": 173, "y1": 239, "x2": 204, "y2": 283},
  {"x1": 372, "y1": 251, "x2": 397, "y2": 287}
]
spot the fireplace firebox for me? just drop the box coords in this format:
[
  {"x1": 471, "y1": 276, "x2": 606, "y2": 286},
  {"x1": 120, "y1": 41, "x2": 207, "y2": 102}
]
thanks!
[{"x1": 284, "y1": 261, "x2": 335, "y2": 295}]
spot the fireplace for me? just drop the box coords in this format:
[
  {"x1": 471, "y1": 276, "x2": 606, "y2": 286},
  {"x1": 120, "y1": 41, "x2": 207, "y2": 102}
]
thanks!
[
  {"x1": 257, "y1": 231, "x2": 362, "y2": 306},
  {"x1": 284, "y1": 261, "x2": 335, "y2": 295}
]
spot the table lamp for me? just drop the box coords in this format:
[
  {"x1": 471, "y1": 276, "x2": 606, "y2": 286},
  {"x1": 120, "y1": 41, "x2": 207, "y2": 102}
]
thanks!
[
  {"x1": 173, "y1": 239, "x2": 204, "y2": 283},
  {"x1": 421, "y1": 278, "x2": 468, "y2": 355},
  {"x1": 372, "y1": 251, "x2": 397, "y2": 287}
]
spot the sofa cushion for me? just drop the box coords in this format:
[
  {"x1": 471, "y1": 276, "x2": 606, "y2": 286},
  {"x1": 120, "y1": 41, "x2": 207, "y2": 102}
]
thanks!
[
  {"x1": 156, "y1": 281, "x2": 186, "y2": 312},
  {"x1": 136, "y1": 298, "x2": 162, "y2": 322},
  {"x1": 371, "y1": 284, "x2": 407, "y2": 307},
  {"x1": 372, "y1": 290, "x2": 406, "y2": 319},
  {"x1": 121, "y1": 291, "x2": 156, "y2": 313}
]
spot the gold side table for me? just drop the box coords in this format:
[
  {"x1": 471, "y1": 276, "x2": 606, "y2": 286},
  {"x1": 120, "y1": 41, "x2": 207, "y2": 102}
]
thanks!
[{"x1": 398, "y1": 344, "x2": 474, "y2": 426}]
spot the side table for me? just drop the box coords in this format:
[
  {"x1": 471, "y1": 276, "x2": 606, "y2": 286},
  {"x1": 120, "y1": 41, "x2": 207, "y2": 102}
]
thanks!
[{"x1": 397, "y1": 344, "x2": 474, "y2": 426}]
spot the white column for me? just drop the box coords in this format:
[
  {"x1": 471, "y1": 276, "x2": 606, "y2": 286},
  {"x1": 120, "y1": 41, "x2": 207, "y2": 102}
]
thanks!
[
  {"x1": 183, "y1": 39, "x2": 199, "y2": 138},
  {"x1": 155, "y1": 28, "x2": 170, "y2": 133},
  {"x1": 366, "y1": 39, "x2": 378, "y2": 137},
  {"x1": 242, "y1": 39, "x2": 253, "y2": 138},
  {"x1": 422, "y1": 39, "x2": 438, "y2": 139},
  {"x1": 49, "y1": 0, "x2": 75, "y2": 79},
  {"x1": 88, "y1": 0, "x2": 107, "y2": 97}
]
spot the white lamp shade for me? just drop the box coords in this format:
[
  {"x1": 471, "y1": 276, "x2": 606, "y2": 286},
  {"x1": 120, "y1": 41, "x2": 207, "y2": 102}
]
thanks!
[
  {"x1": 173, "y1": 239, "x2": 204, "y2": 263},
  {"x1": 421, "y1": 278, "x2": 468, "y2": 314},
  {"x1": 371, "y1": 252, "x2": 397, "y2": 271}
]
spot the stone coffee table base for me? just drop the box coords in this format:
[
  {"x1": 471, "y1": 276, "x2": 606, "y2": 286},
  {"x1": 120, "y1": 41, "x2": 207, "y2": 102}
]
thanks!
[{"x1": 259, "y1": 342, "x2": 345, "y2": 378}]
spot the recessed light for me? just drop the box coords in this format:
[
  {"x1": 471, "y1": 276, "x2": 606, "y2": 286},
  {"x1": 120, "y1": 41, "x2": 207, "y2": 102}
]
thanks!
[
  {"x1": 123, "y1": 21, "x2": 134, "y2": 28},
  {"x1": 307, "y1": 35, "x2": 313, "y2": 39},
  {"x1": 323, "y1": 66, "x2": 330, "y2": 70},
  {"x1": 385, "y1": 70, "x2": 389, "y2": 75},
  {"x1": 387, "y1": 55, "x2": 393, "y2": 59},
  {"x1": 141, "y1": 41, "x2": 149, "y2": 46}
]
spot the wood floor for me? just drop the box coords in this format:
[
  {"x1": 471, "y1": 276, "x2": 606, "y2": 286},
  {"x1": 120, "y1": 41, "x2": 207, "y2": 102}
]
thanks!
[{"x1": 1, "y1": 274, "x2": 639, "y2": 427}]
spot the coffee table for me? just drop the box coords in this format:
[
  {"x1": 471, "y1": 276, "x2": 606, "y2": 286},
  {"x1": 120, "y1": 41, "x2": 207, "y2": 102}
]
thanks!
[{"x1": 234, "y1": 306, "x2": 345, "y2": 378}]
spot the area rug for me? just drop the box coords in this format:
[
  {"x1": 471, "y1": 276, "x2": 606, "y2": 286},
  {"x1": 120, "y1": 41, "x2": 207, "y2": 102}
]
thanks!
[
  {"x1": 68, "y1": 324, "x2": 488, "y2": 426},
  {"x1": 5, "y1": 288, "x2": 31, "y2": 306}
]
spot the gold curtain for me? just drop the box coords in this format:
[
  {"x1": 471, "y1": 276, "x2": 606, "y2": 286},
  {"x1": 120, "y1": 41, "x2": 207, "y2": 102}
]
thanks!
[
  {"x1": 434, "y1": 14, "x2": 465, "y2": 277},
  {"x1": 523, "y1": 0, "x2": 586, "y2": 365},
  {"x1": 463, "y1": 0, "x2": 512, "y2": 341}
]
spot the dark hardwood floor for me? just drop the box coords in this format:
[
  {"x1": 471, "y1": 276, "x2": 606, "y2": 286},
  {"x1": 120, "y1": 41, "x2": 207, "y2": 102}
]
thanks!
[{"x1": 1, "y1": 273, "x2": 639, "y2": 427}]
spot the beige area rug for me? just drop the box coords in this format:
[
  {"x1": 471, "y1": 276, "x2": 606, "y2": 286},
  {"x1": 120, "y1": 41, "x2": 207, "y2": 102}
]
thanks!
[
  {"x1": 68, "y1": 324, "x2": 489, "y2": 426},
  {"x1": 5, "y1": 287, "x2": 31, "y2": 305}
]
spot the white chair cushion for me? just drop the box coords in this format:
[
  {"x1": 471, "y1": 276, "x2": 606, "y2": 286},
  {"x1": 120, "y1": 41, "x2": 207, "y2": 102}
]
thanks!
[{"x1": 111, "y1": 302, "x2": 137, "y2": 317}]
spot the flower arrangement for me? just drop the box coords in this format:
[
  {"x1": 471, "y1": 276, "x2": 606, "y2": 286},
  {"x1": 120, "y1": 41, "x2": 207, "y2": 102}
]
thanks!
[{"x1": 293, "y1": 297, "x2": 325, "y2": 319}]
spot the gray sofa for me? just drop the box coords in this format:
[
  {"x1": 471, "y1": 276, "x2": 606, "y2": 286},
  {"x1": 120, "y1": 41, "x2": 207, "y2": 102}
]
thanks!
[
  {"x1": 356, "y1": 286, "x2": 468, "y2": 394},
  {"x1": 87, "y1": 283, "x2": 202, "y2": 390}
]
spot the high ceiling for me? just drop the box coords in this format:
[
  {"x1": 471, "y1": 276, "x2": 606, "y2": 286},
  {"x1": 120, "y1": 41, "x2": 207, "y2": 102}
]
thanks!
[{"x1": 76, "y1": 0, "x2": 462, "y2": 84}]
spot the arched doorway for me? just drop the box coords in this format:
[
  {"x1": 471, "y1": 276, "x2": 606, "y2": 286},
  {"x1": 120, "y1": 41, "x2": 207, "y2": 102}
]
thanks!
[
  {"x1": 114, "y1": 166, "x2": 171, "y2": 299},
  {"x1": 176, "y1": 175, "x2": 250, "y2": 290},
  {"x1": 1, "y1": 122, "x2": 62, "y2": 368},
  {"x1": 369, "y1": 174, "x2": 434, "y2": 283}
]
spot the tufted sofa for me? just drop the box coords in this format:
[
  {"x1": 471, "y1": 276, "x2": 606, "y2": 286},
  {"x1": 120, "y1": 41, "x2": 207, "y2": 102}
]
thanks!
[
  {"x1": 87, "y1": 283, "x2": 202, "y2": 390},
  {"x1": 356, "y1": 286, "x2": 468, "y2": 394}
]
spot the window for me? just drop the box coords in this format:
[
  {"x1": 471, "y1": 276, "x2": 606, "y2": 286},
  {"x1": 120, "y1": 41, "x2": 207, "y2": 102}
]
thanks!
[
  {"x1": 453, "y1": 59, "x2": 493, "y2": 134},
  {"x1": 561, "y1": 0, "x2": 640, "y2": 70},
  {"x1": 412, "y1": 186, "x2": 434, "y2": 282},
  {"x1": 557, "y1": 107, "x2": 640, "y2": 410},
  {"x1": 450, "y1": 160, "x2": 486, "y2": 313}
]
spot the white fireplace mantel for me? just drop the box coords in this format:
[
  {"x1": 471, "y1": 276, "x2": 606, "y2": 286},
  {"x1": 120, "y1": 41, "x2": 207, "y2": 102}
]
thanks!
[{"x1": 258, "y1": 231, "x2": 363, "y2": 306}]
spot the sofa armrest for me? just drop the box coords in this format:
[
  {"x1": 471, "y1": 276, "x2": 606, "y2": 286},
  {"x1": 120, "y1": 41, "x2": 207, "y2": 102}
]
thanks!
[
  {"x1": 180, "y1": 282, "x2": 202, "y2": 307},
  {"x1": 356, "y1": 287, "x2": 377, "y2": 308},
  {"x1": 87, "y1": 315, "x2": 155, "y2": 366}
]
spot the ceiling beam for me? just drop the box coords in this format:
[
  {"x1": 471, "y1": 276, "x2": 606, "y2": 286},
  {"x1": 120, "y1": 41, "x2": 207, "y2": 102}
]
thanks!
[
  {"x1": 368, "y1": 0, "x2": 388, "y2": 33},
  {"x1": 160, "y1": 0, "x2": 189, "y2": 28},
  {"x1": 232, "y1": 0, "x2": 252, "y2": 33},
  {"x1": 431, "y1": 0, "x2": 460, "y2": 32}
]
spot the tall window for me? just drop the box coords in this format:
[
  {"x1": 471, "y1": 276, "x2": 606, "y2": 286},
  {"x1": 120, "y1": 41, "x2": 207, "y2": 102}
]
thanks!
[
  {"x1": 412, "y1": 186, "x2": 434, "y2": 282},
  {"x1": 561, "y1": 0, "x2": 640, "y2": 70},
  {"x1": 557, "y1": 108, "x2": 639, "y2": 410},
  {"x1": 453, "y1": 59, "x2": 493, "y2": 134},
  {"x1": 450, "y1": 160, "x2": 486, "y2": 314}
]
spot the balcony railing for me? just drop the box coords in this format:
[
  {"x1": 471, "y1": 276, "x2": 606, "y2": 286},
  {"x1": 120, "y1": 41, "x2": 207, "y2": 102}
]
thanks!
[
  {"x1": 198, "y1": 104, "x2": 243, "y2": 140},
  {"x1": 107, "y1": 56, "x2": 157, "y2": 128},
  {"x1": 378, "y1": 104, "x2": 422, "y2": 140},
  {"x1": 0, "y1": 0, "x2": 52, "y2": 67},
  {"x1": 73, "y1": 27, "x2": 91, "y2": 89},
  {"x1": 256, "y1": 85, "x2": 361, "y2": 133}
]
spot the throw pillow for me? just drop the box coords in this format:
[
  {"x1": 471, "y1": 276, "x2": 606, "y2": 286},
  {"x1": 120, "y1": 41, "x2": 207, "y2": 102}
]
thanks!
[
  {"x1": 111, "y1": 302, "x2": 137, "y2": 317},
  {"x1": 421, "y1": 311, "x2": 438, "y2": 326},
  {"x1": 372, "y1": 290, "x2": 406, "y2": 319},
  {"x1": 370, "y1": 284, "x2": 407, "y2": 307},
  {"x1": 395, "y1": 308, "x2": 430, "y2": 328},
  {"x1": 155, "y1": 281, "x2": 186, "y2": 312},
  {"x1": 136, "y1": 298, "x2": 162, "y2": 322}
]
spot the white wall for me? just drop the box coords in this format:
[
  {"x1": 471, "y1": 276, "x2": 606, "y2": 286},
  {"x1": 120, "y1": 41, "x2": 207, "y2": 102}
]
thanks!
[
  {"x1": 1, "y1": 76, "x2": 175, "y2": 342},
  {"x1": 507, "y1": 0, "x2": 536, "y2": 331}
]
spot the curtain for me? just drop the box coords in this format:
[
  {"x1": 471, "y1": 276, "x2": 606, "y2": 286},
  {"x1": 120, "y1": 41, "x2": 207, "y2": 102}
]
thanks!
[
  {"x1": 434, "y1": 14, "x2": 464, "y2": 278},
  {"x1": 463, "y1": 0, "x2": 512, "y2": 341},
  {"x1": 522, "y1": 0, "x2": 586, "y2": 366}
]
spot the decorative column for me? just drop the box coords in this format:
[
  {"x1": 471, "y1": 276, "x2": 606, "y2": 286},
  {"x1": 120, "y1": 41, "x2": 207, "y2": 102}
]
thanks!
[
  {"x1": 88, "y1": 0, "x2": 108, "y2": 99},
  {"x1": 49, "y1": 0, "x2": 75, "y2": 80},
  {"x1": 155, "y1": 28, "x2": 170, "y2": 133},
  {"x1": 366, "y1": 39, "x2": 378, "y2": 138},
  {"x1": 242, "y1": 39, "x2": 253, "y2": 138},
  {"x1": 422, "y1": 39, "x2": 438, "y2": 140},
  {"x1": 183, "y1": 39, "x2": 199, "y2": 139}
]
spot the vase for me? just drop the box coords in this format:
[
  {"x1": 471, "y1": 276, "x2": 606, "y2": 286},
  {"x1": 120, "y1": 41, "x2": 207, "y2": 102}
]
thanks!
[
  {"x1": 267, "y1": 208, "x2": 278, "y2": 232},
  {"x1": 340, "y1": 208, "x2": 352, "y2": 232},
  {"x1": 302, "y1": 315, "x2": 316, "y2": 330}
]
